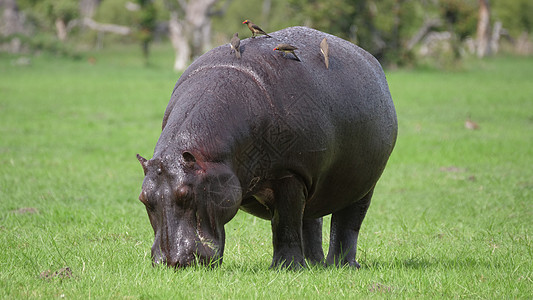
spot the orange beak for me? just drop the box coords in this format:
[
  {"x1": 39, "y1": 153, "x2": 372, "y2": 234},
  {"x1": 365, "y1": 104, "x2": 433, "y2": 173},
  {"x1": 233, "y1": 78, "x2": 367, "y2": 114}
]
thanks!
[
  {"x1": 273, "y1": 48, "x2": 277, "y2": 51},
  {"x1": 242, "y1": 20, "x2": 247, "y2": 24}
]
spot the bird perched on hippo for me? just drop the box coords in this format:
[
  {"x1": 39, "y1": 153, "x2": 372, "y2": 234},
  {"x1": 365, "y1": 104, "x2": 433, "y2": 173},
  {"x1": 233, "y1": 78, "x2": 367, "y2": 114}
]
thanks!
[
  {"x1": 137, "y1": 26, "x2": 397, "y2": 270},
  {"x1": 273, "y1": 43, "x2": 301, "y2": 61},
  {"x1": 230, "y1": 32, "x2": 241, "y2": 58},
  {"x1": 242, "y1": 19, "x2": 272, "y2": 38}
]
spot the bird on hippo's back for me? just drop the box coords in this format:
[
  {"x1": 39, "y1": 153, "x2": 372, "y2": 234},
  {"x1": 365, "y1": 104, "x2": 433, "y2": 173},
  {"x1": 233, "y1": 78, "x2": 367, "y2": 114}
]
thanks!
[
  {"x1": 242, "y1": 20, "x2": 272, "y2": 38},
  {"x1": 273, "y1": 43, "x2": 301, "y2": 62},
  {"x1": 230, "y1": 32, "x2": 241, "y2": 58}
]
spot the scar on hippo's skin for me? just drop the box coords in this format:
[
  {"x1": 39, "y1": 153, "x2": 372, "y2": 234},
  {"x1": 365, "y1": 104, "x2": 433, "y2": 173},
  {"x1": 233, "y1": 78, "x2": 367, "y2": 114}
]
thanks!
[
  {"x1": 181, "y1": 64, "x2": 275, "y2": 109},
  {"x1": 195, "y1": 212, "x2": 218, "y2": 253}
]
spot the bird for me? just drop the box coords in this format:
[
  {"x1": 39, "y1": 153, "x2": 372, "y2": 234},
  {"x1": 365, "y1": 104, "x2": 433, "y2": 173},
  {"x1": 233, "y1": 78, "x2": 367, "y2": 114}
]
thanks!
[
  {"x1": 465, "y1": 115, "x2": 480, "y2": 130},
  {"x1": 242, "y1": 20, "x2": 271, "y2": 38},
  {"x1": 320, "y1": 37, "x2": 329, "y2": 69},
  {"x1": 230, "y1": 32, "x2": 241, "y2": 58},
  {"x1": 273, "y1": 44, "x2": 301, "y2": 61}
]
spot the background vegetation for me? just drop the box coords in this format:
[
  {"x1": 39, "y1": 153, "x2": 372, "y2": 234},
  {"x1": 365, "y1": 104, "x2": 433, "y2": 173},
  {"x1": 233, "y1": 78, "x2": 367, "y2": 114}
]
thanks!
[
  {"x1": 2, "y1": 0, "x2": 533, "y2": 69},
  {"x1": 0, "y1": 44, "x2": 531, "y2": 298}
]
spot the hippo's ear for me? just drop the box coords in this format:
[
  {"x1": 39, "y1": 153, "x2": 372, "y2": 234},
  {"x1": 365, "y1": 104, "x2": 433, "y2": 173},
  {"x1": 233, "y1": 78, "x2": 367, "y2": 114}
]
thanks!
[
  {"x1": 182, "y1": 151, "x2": 197, "y2": 168},
  {"x1": 137, "y1": 154, "x2": 148, "y2": 175}
]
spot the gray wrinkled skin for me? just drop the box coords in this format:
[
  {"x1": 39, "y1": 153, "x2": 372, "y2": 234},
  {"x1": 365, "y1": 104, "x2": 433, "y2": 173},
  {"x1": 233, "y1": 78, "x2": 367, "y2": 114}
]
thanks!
[{"x1": 138, "y1": 26, "x2": 397, "y2": 269}]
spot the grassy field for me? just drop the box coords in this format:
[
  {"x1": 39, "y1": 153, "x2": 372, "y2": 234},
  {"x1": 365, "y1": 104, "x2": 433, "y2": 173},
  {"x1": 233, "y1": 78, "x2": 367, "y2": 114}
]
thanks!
[{"x1": 1, "y1": 45, "x2": 532, "y2": 299}]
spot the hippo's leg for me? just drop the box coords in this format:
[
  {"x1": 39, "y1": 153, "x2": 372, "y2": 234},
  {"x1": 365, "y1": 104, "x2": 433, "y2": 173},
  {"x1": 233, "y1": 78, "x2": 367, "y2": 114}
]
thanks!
[
  {"x1": 270, "y1": 176, "x2": 307, "y2": 269},
  {"x1": 326, "y1": 188, "x2": 374, "y2": 268},
  {"x1": 302, "y1": 217, "x2": 325, "y2": 265}
]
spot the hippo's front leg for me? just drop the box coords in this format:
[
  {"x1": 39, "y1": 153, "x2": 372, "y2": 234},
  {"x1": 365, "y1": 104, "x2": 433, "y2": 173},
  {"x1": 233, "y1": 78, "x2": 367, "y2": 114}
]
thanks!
[{"x1": 270, "y1": 176, "x2": 307, "y2": 269}]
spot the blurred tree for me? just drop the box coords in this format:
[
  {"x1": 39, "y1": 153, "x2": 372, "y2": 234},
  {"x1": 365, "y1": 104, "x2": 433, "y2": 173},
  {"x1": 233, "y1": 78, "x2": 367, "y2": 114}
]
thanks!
[
  {"x1": 16, "y1": 0, "x2": 79, "y2": 41},
  {"x1": 135, "y1": 0, "x2": 157, "y2": 64},
  {"x1": 8, "y1": 0, "x2": 532, "y2": 65},
  {"x1": 0, "y1": 0, "x2": 28, "y2": 52},
  {"x1": 476, "y1": 0, "x2": 491, "y2": 57},
  {"x1": 38, "y1": 0, "x2": 79, "y2": 41},
  {"x1": 438, "y1": 0, "x2": 476, "y2": 61},
  {"x1": 439, "y1": 0, "x2": 477, "y2": 40},
  {"x1": 165, "y1": 0, "x2": 231, "y2": 71},
  {"x1": 1, "y1": 0, "x2": 26, "y2": 36},
  {"x1": 492, "y1": 0, "x2": 533, "y2": 36},
  {"x1": 287, "y1": 0, "x2": 425, "y2": 66},
  {"x1": 493, "y1": 0, "x2": 532, "y2": 54}
]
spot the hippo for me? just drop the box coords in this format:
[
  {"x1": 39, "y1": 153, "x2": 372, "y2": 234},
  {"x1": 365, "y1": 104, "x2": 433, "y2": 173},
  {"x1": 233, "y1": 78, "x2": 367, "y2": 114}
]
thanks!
[{"x1": 137, "y1": 26, "x2": 397, "y2": 269}]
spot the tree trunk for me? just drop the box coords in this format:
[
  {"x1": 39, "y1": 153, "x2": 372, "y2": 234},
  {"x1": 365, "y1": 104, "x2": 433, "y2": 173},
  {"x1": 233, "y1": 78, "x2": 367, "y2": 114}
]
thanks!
[
  {"x1": 490, "y1": 21, "x2": 502, "y2": 54},
  {"x1": 476, "y1": 0, "x2": 491, "y2": 58},
  {"x1": 55, "y1": 18, "x2": 67, "y2": 41},
  {"x1": 169, "y1": 11, "x2": 190, "y2": 71},
  {"x1": 165, "y1": 0, "x2": 226, "y2": 71},
  {"x1": 185, "y1": 0, "x2": 218, "y2": 58}
]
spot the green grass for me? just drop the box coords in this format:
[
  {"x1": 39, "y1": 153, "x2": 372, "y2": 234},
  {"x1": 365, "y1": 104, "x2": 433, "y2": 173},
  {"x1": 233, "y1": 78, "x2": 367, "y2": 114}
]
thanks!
[{"x1": 1, "y1": 45, "x2": 532, "y2": 298}]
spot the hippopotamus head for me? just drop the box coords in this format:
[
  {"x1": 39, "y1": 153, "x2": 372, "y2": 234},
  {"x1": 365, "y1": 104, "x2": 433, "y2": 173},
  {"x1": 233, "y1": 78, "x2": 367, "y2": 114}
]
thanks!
[{"x1": 136, "y1": 151, "x2": 242, "y2": 268}]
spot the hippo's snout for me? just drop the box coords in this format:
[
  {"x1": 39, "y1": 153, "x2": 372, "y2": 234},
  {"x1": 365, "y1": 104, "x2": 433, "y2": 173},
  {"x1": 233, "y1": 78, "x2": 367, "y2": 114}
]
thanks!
[{"x1": 151, "y1": 237, "x2": 222, "y2": 269}]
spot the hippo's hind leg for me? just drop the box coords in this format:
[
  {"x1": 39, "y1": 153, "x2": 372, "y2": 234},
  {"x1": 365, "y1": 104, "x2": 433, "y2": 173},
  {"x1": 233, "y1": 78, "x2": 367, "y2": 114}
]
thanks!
[
  {"x1": 270, "y1": 175, "x2": 307, "y2": 269},
  {"x1": 326, "y1": 188, "x2": 374, "y2": 268},
  {"x1": 302, "y1": 217, "x2": 325, "y2": 265}
]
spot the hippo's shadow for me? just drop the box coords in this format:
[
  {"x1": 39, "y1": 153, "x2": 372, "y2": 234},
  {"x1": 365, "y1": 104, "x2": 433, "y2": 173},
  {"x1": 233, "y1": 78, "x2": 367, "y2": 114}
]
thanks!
[{"x1": 360, "y1": 257, "x2": 501, "y2": 270}]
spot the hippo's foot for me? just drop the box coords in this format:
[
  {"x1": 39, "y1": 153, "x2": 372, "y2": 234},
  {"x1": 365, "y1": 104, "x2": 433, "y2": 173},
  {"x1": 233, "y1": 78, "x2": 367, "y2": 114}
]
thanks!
[
  {"x1": 270, "y1": 251, "x2": 307, "y2": 270},
  {"x1": 325, "y1": 256, "x2": 361, "y2": 269}
]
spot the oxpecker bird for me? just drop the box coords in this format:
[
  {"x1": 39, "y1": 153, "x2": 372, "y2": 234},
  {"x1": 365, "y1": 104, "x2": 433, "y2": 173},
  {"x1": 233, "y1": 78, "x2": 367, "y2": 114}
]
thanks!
[
  {"x1": 230, "y1": 32, "x2": 241, "y2": 58},
  {"x1": 273, "y1": 44, "x2": 301, "y2": 61},
  {"x1": 320, "y1": 37, "x2": 329, "y2": 69},
  {"x1": 242, "y1": 20, "x2": 271, "y2": 38}
]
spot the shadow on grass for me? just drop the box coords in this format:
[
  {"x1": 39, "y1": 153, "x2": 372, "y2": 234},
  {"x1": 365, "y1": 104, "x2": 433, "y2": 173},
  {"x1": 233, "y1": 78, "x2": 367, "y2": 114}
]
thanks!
[
  {"x1": 361, "y1": 256, "x2": 501, "y2": 270},
  {"x1": 136, "y1": 255, "x2": 499, "y2": 273}
]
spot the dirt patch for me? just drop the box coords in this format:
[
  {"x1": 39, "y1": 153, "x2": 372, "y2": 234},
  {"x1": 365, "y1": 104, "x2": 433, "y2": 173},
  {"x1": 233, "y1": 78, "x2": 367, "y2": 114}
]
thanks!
[
  {"x1": 369, "y1": 282, "x2": 393, "y2": 293},
  {"x1": 12, "y1": 207, "x2": 39, "y2": 214},
  {"x1": 440, "y1": 166, "x2": 466, "y2": 173},
  {"x1": 40, "y1": 267, "x2": 72, "y2": 280}
]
